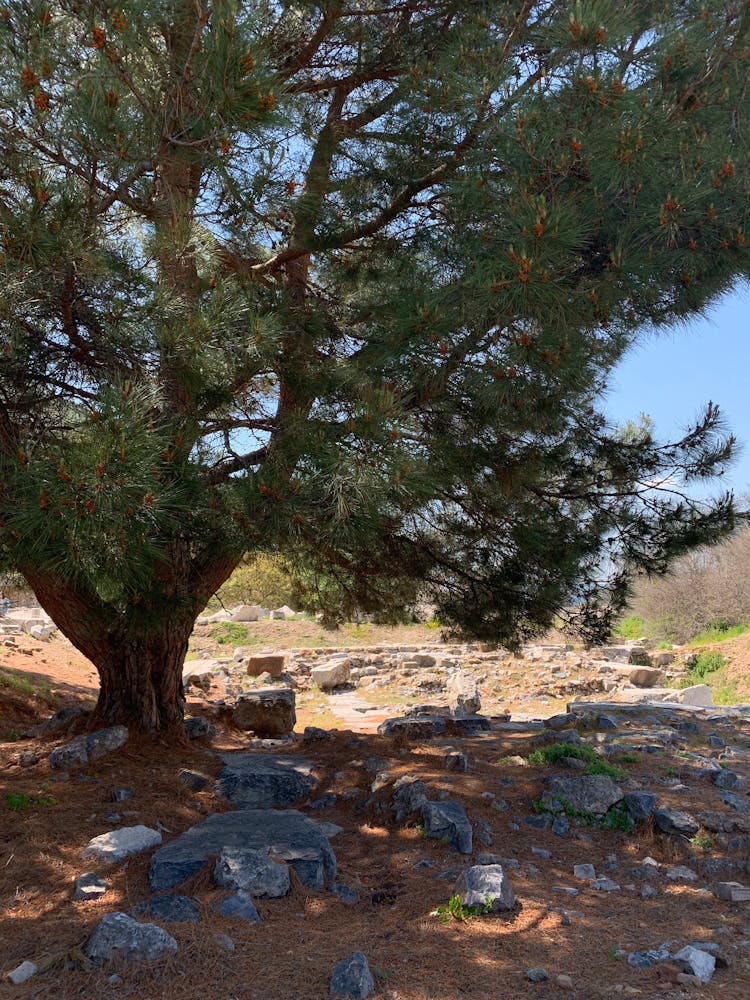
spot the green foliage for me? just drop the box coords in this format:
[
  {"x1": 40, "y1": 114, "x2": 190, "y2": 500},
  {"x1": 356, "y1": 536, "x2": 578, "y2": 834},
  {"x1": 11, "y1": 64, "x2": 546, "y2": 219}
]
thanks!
[
  {"x1": 690, "y1": 834, "x2": 714, "y2": 853},
  {"x1": 679, "y1": 651, "x2": 726, "y2": 687},
  {"x1": 614, "y1": 616, "x2": 646, "y2": 640},
  {"x1": 211, "y1": 622, "x2": 251, "y2": 646},
  {"x1": 435, "y1": 894, "x2": 492, "y2": 923},
  {"x1": 6, "y1": 792, "x2": 57, "y2": 811},
  {"x1": 209, "y1": 553, "x2": 297, "y2": 612},
  {"x1": 618, "y1": 752, "x2": 640, "y2": 764},
  {"x1": 690, "y1": 622, "x2": 749, "y2": 645},
  {"x1": 600, "y1": 804, "x2": 634, "y2": 832},
  {"x1": 532, "y1": 795, "x2": 595, "y2": 826},
  {"x1": 0, "y1": 669, "x2": 56, "y2": 704},
  {"x1": 527, "y1": 742, "x2": 624, "y2": 779}
]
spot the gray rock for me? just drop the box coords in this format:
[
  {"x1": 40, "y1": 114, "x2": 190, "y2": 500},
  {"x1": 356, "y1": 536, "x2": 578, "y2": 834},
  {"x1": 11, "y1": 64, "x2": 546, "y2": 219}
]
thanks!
[
  {"x1": 18, "y1": 750, "x2": 38, "y2": 767},
  {"x1": 627, "y1": 946, "x2": 670, "y2": 969},
  {"x1": 713, "y1": 768, "x2": 743, "y2": 790},
  {"x1": 590, "y1": 877, "x2": 620, "y2": 892},
  {"x1": 597, "y1": 713, "x2": 619, "y2": 730},
  {"x1": 111, "y1": 787, "x2": 134, "y2": 802},
  {"x1": 133, "y1": 895, "x2": 201, "y2": 923},
  {"x1": 7, "y1": 961, "x2": 37, "y2": 984},
  {"x1": 309, "y1": 792, "x2": 337, "y2": 810},
  {"x1": 25, "y1": 705, "x2": 88, "y2": 738},
  {"x1": 214, "y1": 847, "x2": 290, "y2": 897},
  {"x1": 149, "y1": 809, "x2": 336, "y2": 890},
  {"x1": 332, "y1": 882, "x2": 359, "y2": 905},
  {"x1": 653, "y1": 807, "x2": 699, "y2": 838},
  {"x1": 444, "y1": 751, "x2": 469, "y2": 772},
  {"x1": 213, "y1": 890, "x2": 260, "y2": 922},
  {"x1": 49, "y1": 725, "x2": 128, "y2": 770},
  {"x1": 573, "y1": 864, "x2": 595, "y2": 880},
  {"x1": 82, "y1": 825, "x2": 162, "y2": 863},
  {"x1": 420, "y1": 800, "x2": 472, "y2": 854},
  {"x1": 526, "y1": 968, "x2": 549, "y2": 982},
  {"x1": 641, "y1": 885, "x2": 659, "y2": 899},
  {"x1": 623, "y1": 791, "x2": 657, "y2": 822},
  {"x1": 179, "y1": 768, "x2": 210, "y2": 791},
  {"x1": 551, "y1": 815, "x2": 570, "y2": 837},
  {"x1": 446, "y1": 670, "x2": 481, "y2": 716},
  {"x1": 84, "y1": 912, "x2": 178, "y2": 965},
  {"x1": 232, "y1": 687, "x2": 296, "y2": 736},
  {"x1": 216, "y1": 753, "x2": 316, "y2": 808},
  {"x1": 330, "y1": 951, "x2": 375, "y2": 998},
  {"x1": 544, "y1": 774, "x2": 623, "y2": 816},
  {"x1": 445, "y1": 714, "x2": 491, "y2": 736},
  {"x1": 184, "y1": 715, "x2": 215, "y2": 740},
  {"x1": 673, "y1": 945, "x2": 716, "y2": 983},
  {"x1": 377, "y1": 715, "x2": 447, "y2": 739},
  {"x1": 303, "y1": 726, "x2": 331, "y2": 742},
  {"x1": 312, "y1": 658, "x2": 351, "y2": 690},
  {"x1": 720, "y1": 791, "x2": 750, "y2": 812},
  {"x1": 453, "y1": 864, "x2": 515, "y2": 912},
  {"x1": 73, "y1": 873, "x2": 108, "y2": 901}
]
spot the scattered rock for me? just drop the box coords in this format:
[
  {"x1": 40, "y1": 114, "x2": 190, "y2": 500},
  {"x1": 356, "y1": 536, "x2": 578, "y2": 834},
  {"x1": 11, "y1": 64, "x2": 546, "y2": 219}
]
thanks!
[
  {"x1": 623, "y1": 792, "x2": 657, "y2": 823},
  {"x1": 246, "y1": 653, "x2": 286, "y2": 677},
  {"x1": 312, "y1": 657, "x2": 351, "y2": 690},
  {"x1": 232, "y1": 687, "x2": 296, "y2": 736},
  {"x1": 185, "y1": 715, "x2": 215, "y2": 740},
  {"x1": 49, "y1": 725, "x2": 128, "y2": 770},
  {"x1": 332, "y1": 882, "x2": 359, "y2": 905},
  {"x1": 216, "y1": 753, "x2": 317, "y2": 808},
  {"x1": 213, "y1": 891, "x2": 260, "y2": 922},
  {"x1": 111, "y1": 786, "x2": 134, "y2": 802},
  {"x1": 672, "y1": 945, "x2": 716, "y2": 983},
  {"x1": 214, "y1": 847, "x2": 290, "y2": 897},
  {"x1": 330, "y1": 951, "x2": 375, "y2": 999},
  {"x1": 7, "y1": 961, "x2": 37, "y2": 984},
  {"x1": 526, "y1": 968, "x2": 549, "y2": 982},
  {"x1": 452, "y1": 864, "x2": 515, "y2": 912},
  {"x1": 73, "y1": 873, "x2": 108, "y2": 901},
  {"x1": 573, "y1": 864, "x2": 596, "y2": 880},
  {"x1": 544, "y1": 774, "x2": 623, "y2": 816},
  {"x1": 133, "y1": 895, "x2": 202, "y2": 923},
  {"x1": 446, "y1": 670, "x2": 481, "y2": 716},
  {"x1": 82, "y1": 825, "x2": 162, "y2": 863},
  {"x1": 420, "y1": 799, "x2": 473, "y2": 854},
  {"x1": 377, "y1": 715, "x2": 447, "y2": 740},
  {"x1": 179, "y1": 768, "x2": 210, "y2": 791},
  {"x1": 84, "y1": 912, "x2": 178, "y2": 965},
  {"x1": 653, "y1": 807, "x2": 700, "y2": 838}
]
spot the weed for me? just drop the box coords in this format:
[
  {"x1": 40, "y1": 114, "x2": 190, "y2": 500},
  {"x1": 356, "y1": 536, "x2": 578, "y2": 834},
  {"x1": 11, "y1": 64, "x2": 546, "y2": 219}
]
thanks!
[
  {"x1": 584, "y1": 758, "x2": 626, "y2": 780},
  {"x1": 665, "y1": 767, "x2": 676, "y2": 777},
  {"x1": 527, "y1": 742, "x2": 624, "y2": 780},
  {"x1": 6, "y1": 792, "x2": 32, "y2": 811},
  {"x1": 690, "y1": 834, "x2": 714, "y2": 853},
  {"x1": 601, "y1": 803, "x2": 634, "y2": 833},
  {"x1": 211, "y1": 622, "x2": 251, "y2": 645},
  {"x1": 425, "y1": 618, "x2": 441, "y2": 629},
  {"x1": 690, "y1": 622, "x2": 749, "y2": 645},
  {"x1": 608, "y1": 947, "x2": 625, "y2": 961},
  {"x1": 619, "y1": 752, "x2": 640, "y2": 764},
  {"x1": 435, "y1": 894, "x2": 492, "y2": 922},
  {"x1": 679, "y1": 651, "x2": 726, "y2": 688},
  {"x1": 373, "y1": 966, "x2": 395, "y2": 981},
  {"x1": 614, "y1": 615, "x2": 646, "y2": 640}
]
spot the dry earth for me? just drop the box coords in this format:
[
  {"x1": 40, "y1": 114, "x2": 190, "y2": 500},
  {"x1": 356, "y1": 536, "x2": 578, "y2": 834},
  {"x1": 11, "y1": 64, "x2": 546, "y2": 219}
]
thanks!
[{"x1": 1, "y1": 623, "x2": 750, "y2": 1000}]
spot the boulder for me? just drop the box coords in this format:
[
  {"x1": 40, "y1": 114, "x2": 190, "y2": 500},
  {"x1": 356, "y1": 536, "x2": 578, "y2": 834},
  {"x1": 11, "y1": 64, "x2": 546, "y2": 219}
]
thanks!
[
  {"x1": 25, "y1": 706, "x2": 88, "y2": 738},
  {"x1": 653, "y1": 807, "x2": 700, "y2": 838},
  {"x1": 623, "y1": 792, "x2": 658, "y2": 822},
  {"x1": 216, "y1": 753, "x2": 317, "y2": 808},
  {"x1": 420, "y1": 800, "x2": 473, "y2": 854},
  {"x1": 446, "y1": 670, "x2": 481, "y2": 716},
  {"x1": 661, "y1": 684, "x2": 713, "y2": 707},
  {"x1": 84, "y1": 912, "x2": 178, "y2": 965},
  {"x1": 149, "y1": 809, "x2": 337, "y2": 890},
  {"x1": 49, "y1": 725, "x2": 128, "y2": 770},
  {"x1": 214, "y1": 847, "x2": 290, "y2": 897},
  {"x1": 181, "y1": 659, "x2": 216, "y2": 690},
  {"x1": 673, "y1": 945, "x2": 716, "y2": 983},
  {"x1": 377, "y1": 715, "x2": 447, "y2": 740},
  {"x1": 184, "y1": 716, "x2": 215, "y2": 740},
  {"x1": 232, "y1": 687, "x2": 296, "y2": 736},
  {"x1": 246, "y1": 654, "x2": 286, "y2": 678},
  {"x1": 452, "y1": 864, "x2": 515, "y2": 912},
  {"x1": 133, "y1": 895, "x2": 202, "y2": 923},
  {"x1": 610, "y1": 665, "x2": 663, "y2": 688},
  {"x1": 231, "y1": 605, "x2": 264, "y2": 622},
  {"x1": 330, "y1": 952, "x2": 375, "y2": 999},
  {"x1": 544, "y1": 774, "x2": 623, "y2": 816},
  {"x1": 82, "y1": 825, "x2": 162, "y2": 863},
  {"x1": 312, "y1": 658, "x2": 351, "y2": 690}
]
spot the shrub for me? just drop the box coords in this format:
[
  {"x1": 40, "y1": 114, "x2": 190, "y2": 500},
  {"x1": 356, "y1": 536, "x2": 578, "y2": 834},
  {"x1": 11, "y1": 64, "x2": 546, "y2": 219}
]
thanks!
[
  {"x1": 527, "y1": 743, "x2": 624, "y2": 780},
  {"x1": 435, "y1": 894, "x2": 492, "y2": 922}
]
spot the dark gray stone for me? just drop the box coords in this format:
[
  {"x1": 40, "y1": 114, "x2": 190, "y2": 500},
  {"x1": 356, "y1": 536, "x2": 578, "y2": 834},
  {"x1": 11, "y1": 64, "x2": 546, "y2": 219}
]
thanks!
[
  {"x1": 445, "y1": 714, "x2": 491, "y2": 736},
  {"x1": 49, "y1": 725, "x2": 128, "y2": 770},
  {"x1": 214, "y1": 847, "x2": 290, "y2": 897},
  {"x1": 597, "y1": 714, "x2": 619, "y2": 731},
  {"x1": 25, "y1": 705, "x2": 88, "y2": 738},
  {"x1": 453, "y1": 864, "x2": 515, "y2": 912},
  {"x1": 377, "y1": 715, "x2": 447, "y2": 739},
  {"x1": 73, "y1": 873, "x2": 108, "y2": 901},
  {"x1": 332, "y1": 882, "x2": 359, "y2": 905},
  {"x1": 112, "y1": 787, "x2": 134, "y2": 802},
  {"x1": 213, "y1": 891, "x2": 260, "y2": 922},
  {"x1": 216, "y1": 753, "x2": 317, "y2": 808},
  {"x1": 303, "y1": 726, "x2": 331, "y2": 742},
  {"x1": 309, "y1": 793, "x2": 337, "y2": 810},
  {"x1": 720, "y1": 791, "x2": 749, "y2": 812},
  {"x1": 474, "y1": 819, "x2": 493, "y2": 846},
  {"x1": 392, "y1": 778, "x2": 429, "y2": 821},
  {"x1": 623, "y1": 791, "x2": 658, "y2": 822},
  {"x1": 184, "y1": 716, "x2": 215, "y2": 740},
  {"x1": 653, "y1": 807, "x2": 700, "y2": 838},
  {"x1": 544, "y1": 774, "x2": 623, "y2": 816},
  {"x1": 627, "y1": 946, "x2": 670, "y2": 969},
  {"x1": 551, "y1": 815, "x2": 570, "y2": 837},
  {"x1": 179, "y1": 768, "x2": 210, "y2": 791},
  {"x1": 420, "y1": 800, "x2": 472, "y2": 854},
  {"x1": 84, "y1": 912, "x2": 178, "y2": 965},
  {"x1": 330, "y1": 951, "x2": 375, "y2": 998},
  {"x1": 526, "y1": 968, "x2": 549, "y2": 982},
  {"x1": 524, "y1": 814, "x2": 551, "y2": 829},
  {"x1": 149, "y1": 809, "x2": 336, "y2": 890},
  {"x1": 713, "y1": 769, "x2": 744, "y2": 790},
  {"x1": 133, "y1": 895, "x2": 201, "y2": 923},
  {"x1": 444, "y1": 752, "x2": 469, "y2": 772},
  {"x1": 233, "y1": 687, "x2": 296, "y2": 736}
]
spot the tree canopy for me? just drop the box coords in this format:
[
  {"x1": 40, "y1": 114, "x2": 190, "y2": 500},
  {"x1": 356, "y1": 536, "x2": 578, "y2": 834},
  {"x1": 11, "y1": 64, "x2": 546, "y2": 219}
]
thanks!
[{"x1": 0, "y1": 0, "x2": 748, "y2": 730}]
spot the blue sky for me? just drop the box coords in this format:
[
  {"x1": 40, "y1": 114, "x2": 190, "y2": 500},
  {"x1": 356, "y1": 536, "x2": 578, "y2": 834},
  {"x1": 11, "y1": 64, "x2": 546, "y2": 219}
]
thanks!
[{"x1": 603, "y1": 286, "x2": 749, "y2": 500}]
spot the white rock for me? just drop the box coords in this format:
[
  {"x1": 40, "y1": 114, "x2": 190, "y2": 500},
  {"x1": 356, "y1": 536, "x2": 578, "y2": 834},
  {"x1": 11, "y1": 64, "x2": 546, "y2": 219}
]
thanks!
[
  {"x1": 311, "y1": 658, "x2": 350, "y2": 690},
  {"x1": 447, "y1": 670, "x2": 481, "y2": 716},
  {"x1": 231, "y1": 605, "x2": 263, "y2": 622},
  {"x1": 82, "y1": 825, "x2": 162, "y2": 863},
  {"x1": 7, "y1": 961, "x2": 37, "y2": 984},
  {"x1": 672, "y1": 945, "x2": 716, "y2": 983}
]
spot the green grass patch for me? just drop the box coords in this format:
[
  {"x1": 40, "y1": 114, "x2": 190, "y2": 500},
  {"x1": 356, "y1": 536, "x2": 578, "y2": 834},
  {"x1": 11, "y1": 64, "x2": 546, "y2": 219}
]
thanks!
[
  {"x1": 613, "y1": 615, "x2": 646, "y2": 640},
  {"x1": 679, "y1": 651, "x2": 726, "y2": 688},
  {"x1": 0, "y1": 669, "x2": 56, "y2": 705},
  {"x1": 600, "y1": 803, "x2": 634, "y2": 832},
  {"x1": 689, "y1": 834, "x2": 714, "y2": 853},
  {"x1": 211, "y1": 622, "x2": 251, "y2": 645},
  {"x1": 527, "y1": 742, "x2": 625, "y2": 780},
  {"x1": 6, "y1": 791, "x2": 58, "y2": 811},
  {"x1": 435, "y1": 894, "x2": 492, "y2": 922},
  {"x1": 689, "y1": 622, "x2": 749, "y2": 645}
]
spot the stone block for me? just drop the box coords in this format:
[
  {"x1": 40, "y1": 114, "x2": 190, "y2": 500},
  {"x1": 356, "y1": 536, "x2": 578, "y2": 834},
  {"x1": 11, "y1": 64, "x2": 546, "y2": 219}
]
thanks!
[{"x1": 233, "y1": 687, "x2": 296, "y2": 736}]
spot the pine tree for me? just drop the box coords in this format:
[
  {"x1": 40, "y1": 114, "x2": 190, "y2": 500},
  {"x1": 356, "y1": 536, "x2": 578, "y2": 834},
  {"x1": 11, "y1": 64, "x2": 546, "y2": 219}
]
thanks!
[{"x1": 0, "y1": 1, "x2": 748, "y2": 733}]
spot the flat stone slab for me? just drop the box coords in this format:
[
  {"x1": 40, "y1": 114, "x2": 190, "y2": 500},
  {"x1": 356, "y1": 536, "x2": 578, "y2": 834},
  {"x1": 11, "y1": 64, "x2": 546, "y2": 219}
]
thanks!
[
  {"x1": 49, "y1": 725, "x2": 128, "y2": 770},
  {"x1": 82, "y1": 825, "x2": 162, "y2": 863},
  {"x1": 543, "y1": 775, "x2": 623, "y2": 816},
  {"x1": 149, "y1": 809, "x2": 337, "y2": 890},
  {"x1": 215, "y1": 753, "x2": 317, "y2": 808}
]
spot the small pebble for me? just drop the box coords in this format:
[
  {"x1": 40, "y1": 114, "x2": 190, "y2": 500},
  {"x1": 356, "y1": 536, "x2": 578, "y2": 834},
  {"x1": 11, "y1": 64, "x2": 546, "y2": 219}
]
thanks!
[
  {"x1": 556, "y1": 974, "x2": 574, "y2": 989},
  {"x1": 526, "y1": 968, "x2": 549, "y2": 982}
]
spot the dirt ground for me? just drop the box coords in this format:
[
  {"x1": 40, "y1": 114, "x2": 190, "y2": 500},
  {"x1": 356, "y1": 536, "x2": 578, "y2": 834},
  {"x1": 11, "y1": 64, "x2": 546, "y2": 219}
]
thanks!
[{"x1": 2, "y1": 626, "x2": 750, "y2": 999}]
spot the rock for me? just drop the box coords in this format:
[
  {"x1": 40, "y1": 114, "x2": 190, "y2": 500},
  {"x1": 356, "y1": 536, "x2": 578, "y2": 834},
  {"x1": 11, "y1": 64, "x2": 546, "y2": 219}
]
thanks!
[
  {"x1": 303, "y1": 726, "x2": 331, "y2": 742},
  {"x1": 715, "y1": 881, "x2": 750, "y2": 902},
  {"x1": 49, "y1": 725, "x2": 128, "y2": 770},
  {"x1": 713, "y1": 769, "x2": 743, "y2": 790},
  {"x1": 84, "y1": 912, "x2": 178, "y2": 965},
  {"x1": 25, "y1": 705, "x2": 88, "y2": 738},
  {"x1": 310, "y1": 792, "x2": 337, "y2": 810},
  {"x1": 573, "y1": 864, "x2": 596, "y2": 880},
  {"x1": 330, "y1": 951, "x2": 375, "y2": 999},
  {"x1": 597, "y1": 713, "x2": 619, "y2": 730},
  {"x1": 526, "y1": 968, "x2": 549, "y2": 982},
  {"x1": 82, "y1": 825, "x2": 162, "y2": 863},
  {"x1": 544, "y1": 774, "x2": 623, "y2": 816},
  {"x1": 590, "y1": 877, "x2": 620, "y2": 892},
  {"x1": 420, "y1": 800, "x2": 472, "y2": 854},
  {"x1": 665, "y1": 865, "x2": 698, "y2": 881},
  {"x1": 653, "y1": 808, "x2": 700, "y2": 838},
  {"x1": 445, "y1": 714, "x2": 491, "y2": 736},
  {"x1": 392, "y1": 778, "x2": 430, "y2": 821},
  {"x1": 444, "y1": 751, "x2": 469, "y2": 772},
  {"x1": 18, "y1": 750, "x2": 38, "y2": 767},
  {"x1": 213, "y1": 891, "x2": 260, "y2": 922},
  {"x1": 182, "y1": 660, "x2": 216, "y2": 690},
  {"x1": 623, "y1": 791, "x2": 658, "y2": 822},
  {"x1": 231, "y1": 605, "x2": 263, "y2": 622},
  {"x1": 214, "y1": 847, "x2": 290, "y2": 897},
  {"x1": 332, "y1": 883, "x2": 359, "y2": 905},
  {"x1": 111, "y1": 787, "x2": 134, "y2": 802},
  {"x1": 672, "y1": 945, "x2": 716, "y2": 983},
  {"x1": 246, "y1": 653, "x2": 286, "y2": 678},
  {"x1": 446, "y1": 670, "x2": 481, "y2": 716},
  {"x1": 312, "y1": 658, "x2": 351, "y2": 690},
  {"x1": 74, "y1": 873, "x2": 108, "y2": 901},
  {"x1": 216, "y1": 753, "x2": 316, "y2": 808},
  {"x1": 184, "y1": 715, "x2": 215, "y2": 740},
  {"x1": 149, "y1": 809, "x2": 336, "y2": 890},
  {"x1": 556, "y1": 975, "x2": 574, "y2": 989},
  {"x1": 214, "y1": 933, "x2": 235, "y2": 951},
  {"x1": 7, "y1": 961, "x2": 37, "y2": 984},
  {"x1": 133, "y1": 895, "x2": 202, "y2": 923},
  {"x1": 179, "y1": 768, "x2": 210, "y2": 791},
  {"x1": 232, "y1": 688, "x2": 296, "y2": 736},
  {"x1": 627, "y1": 946, "x2": 670, "y2": 969},
  {"x1": 377, "y1": 715, "x2": 447, "y2": 739},
  {"x1": 661, "y1": 684, "x2": 713, "y2": 707},
  {"x1": 452, "y1": 864, "x2": 515, "y2": 912}
]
